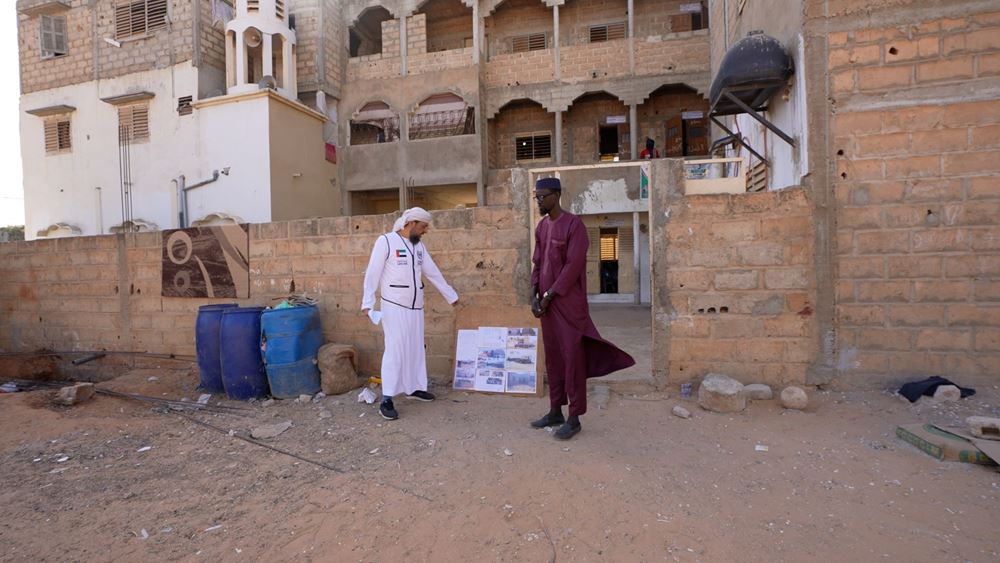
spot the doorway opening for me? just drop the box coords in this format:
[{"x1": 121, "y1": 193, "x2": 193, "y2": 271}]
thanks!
[
  {"x1": 599, "y1": 227, "x2": 619, "y2": 294},
  {"x1": 599, "y1": 125, "x2": 619, "y2": 157}
]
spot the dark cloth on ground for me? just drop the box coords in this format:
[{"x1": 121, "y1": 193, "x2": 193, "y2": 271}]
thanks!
[{"x1": 898, "y1": 376, "x2": 976, "y2": 403}]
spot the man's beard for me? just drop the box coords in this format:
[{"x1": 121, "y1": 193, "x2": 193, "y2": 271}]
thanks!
[
  {"x1": 538, "y1": 204, "x2": 549, "y2": 216},
  {"x1": 409, "y1": 233, "x2": 421, "y2": 244}
]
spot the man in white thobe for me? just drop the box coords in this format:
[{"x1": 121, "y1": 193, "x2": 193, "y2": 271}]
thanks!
[{"x1": 362, "y1": 207, "x2": 459, "y2": 420}]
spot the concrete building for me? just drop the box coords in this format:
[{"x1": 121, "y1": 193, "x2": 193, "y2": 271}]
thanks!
[
  {"x1": 17, "y1": 0, "x2": 339, "y2": 239},
  {"x1": 18, "y1": 0, "x2": 716, "y2": 306}
]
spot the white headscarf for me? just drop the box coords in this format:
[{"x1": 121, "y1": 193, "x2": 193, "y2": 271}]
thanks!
[{"x1": 392, "y1": 207, "x2": 433, "y2": 232}]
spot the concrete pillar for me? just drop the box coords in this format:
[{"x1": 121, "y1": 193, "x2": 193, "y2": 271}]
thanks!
[
  {"x1": 554, "y1": 110, "x2": 563, "y2": 164},
  {"x1": 262, "y1": 33, "x2": 273, "y2": 81},
  {"x1": 553, "y1": 5, "x2": 560, "y2": 81},
  {"x1": 400, "y1": 17, "x2": 408, "y2": 76},
  {"x1": 632, "y1": 211, "x2": 641, "y2": 304},
  {"x1": 235, "y1": 31, "x2": 246, "y2": 85},
  {"x1": 629, "y1": 103, "x2": 638, "y2": 159},
  {"x1": 284, "y1": 36, "x2": 295, "y2": 95},
  {"x1": 627, "y1": 0, "x2": 635, "y2": 75},
  {"x1": 472, "y1": 0, "x2": 480, "y2": 64}
]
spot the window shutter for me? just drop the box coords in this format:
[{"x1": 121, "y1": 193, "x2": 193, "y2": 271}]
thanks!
[
  {"x1": 512, "y1": 33, "x2": 546, "y2": 53},
  {"x1": 115, "y1": 2, "x2": 132, "y2": 38},
  {"x1": 515, "y1": 133, "x2": 551, "y2": 161},
  {"x1": 589, "y1": 23, "x2": 626, "y2": 43},
  {"x1": 147, "y1": 0, "x2": 168, "y2": 31},
  {"x1": 119, "y1": 104, "x2": 150, "y2": 141},
  {"x1": 116, "y1": 0, "x2": 168, "y2": 39},
  {"x1": 44, "y1": 118, "x2": 71, "y2": 153},
  {"x1": 44, "y1": 120, "x2": 58, "y2": 152},
  {"x1": 53, "y1": 16, "x2": 67, "y2": 54},
  {"x1": 40, "y1": 15, "x2": 68, "y2": 57},
  {"x1": 247, "y1": 0, "x2": 259, "y2": 11},
  {"x1": 132, "y1": 104, "x2": 149, "y2": 140},
  {"x1": 275, "y1": 0, "x2": 285, "y2": 19},
  {"x1": 177, "y1": 96, "x2": 193, "y2": 116}
]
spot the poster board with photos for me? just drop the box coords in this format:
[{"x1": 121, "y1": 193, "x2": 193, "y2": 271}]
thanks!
[{"x1": 453, "y1": 326, "x2": 542, "y2": 396}]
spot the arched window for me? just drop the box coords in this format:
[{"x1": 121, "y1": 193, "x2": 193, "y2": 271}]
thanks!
[
  {"x1": 350, "y1": 101, "x2": 400, "y2": 145},
  {"x1": 409, "y1": 93, "x2": 475, "y2": 140}
]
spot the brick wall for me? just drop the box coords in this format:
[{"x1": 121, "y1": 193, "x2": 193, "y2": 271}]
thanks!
[
  {"x1": 409, "y1": 47, "x2": 474, "y2": 76},
  {"x1": 291, "y1": 0, "x2": 321, "y2": 92},
  {"x1": 0, "y1": 206, "x2": 533, "y2": 381},
  {"x1": 422, "y1": 3, "x2": 473, "y2": 52},
  {"x1": 830, "y1": 10, "x2": 1000, "y2": 377},
  {"x1": 485, "y1": 0, "x2": 552, "y2": 57},
  {"x1": 658, "y1": 186, "x2": 818, "y2": 385},
  {"x1": 633, "y1": 0, "x2": 694, "y2": 38},
  {"x1": 346, "y1": 56, "x2": 401, "y2": 82},
  {"x1": 558, "y1": 0, "x2": 628, "y2": 46},
  {"x1": 636, "y1": 87, "x2": 710, "y2": 152},
  {"x1": 491, "y1": 100, "x2": 555, "y2": 168},
  {"x1": 560, "y1": 39, "x2": 631, "y2": 83},
  {"x1": 634, "y1": 31, "x2": 711, "y2": 76},
  {"x1": 200, "y1": 0, "x2": 227, "y2": 73},
  {"x1": 483, "y1": 49, "x2": 554, "y2": 87},
  {"x1": 565, "y1": 94, "x2": 630, "y2": 162},
  {"x1": 93, "y1": 0, "x2": 195, "y2": 83},
  {"x1": 381, "y1": 18, "x2": 401, "y2": 57},
  {"x1": 323, "y1": 0, "x2": 343, "y2": 93},
  {"x1": 18, "y1": 0, "x2": 94, "y2": 94},
  {"x1": 407, "y1": 14, "x2": 428, "y2": 56}
]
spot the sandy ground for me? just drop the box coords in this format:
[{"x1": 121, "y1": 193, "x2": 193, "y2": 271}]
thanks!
[{"x1": 1, "y1": 362, "x2": 999, "y2": 563}]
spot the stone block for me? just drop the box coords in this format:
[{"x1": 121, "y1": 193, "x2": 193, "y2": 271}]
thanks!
[
  {"x1": 697, "y1": 373, "x2": 746, "y2": 413},
  {"x1": 743, "y1": 383, "x2": 773, "y2": 400},
  {"x1": 318, "y1": 343, "x2": 363, "y2": 395},
  {"x1": 932, "y1": 384, "x2": 961, "y2": 401},
  {"x1": 966, "y1": 416, "x2": 1000, "y2": 440},
  {"x1": 54, "y1": 382, "x2": 95, "y2": 406},
  {"x1": 780, "y1": 386, "x2": 808, "y2": 410}
]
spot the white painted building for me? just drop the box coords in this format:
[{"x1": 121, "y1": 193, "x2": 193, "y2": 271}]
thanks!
[{"x1": 17, "y1": 0, "x2": 336, "y2": 240}]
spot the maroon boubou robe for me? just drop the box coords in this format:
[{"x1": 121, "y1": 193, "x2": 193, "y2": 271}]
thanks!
[{"x1": 532, "y1": 210, "x2": 635, "y2": 416}]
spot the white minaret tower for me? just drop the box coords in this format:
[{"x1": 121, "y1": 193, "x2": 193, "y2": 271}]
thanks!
[{"x1": 225, "y1": 0, "x2": 297, "y2": 99}]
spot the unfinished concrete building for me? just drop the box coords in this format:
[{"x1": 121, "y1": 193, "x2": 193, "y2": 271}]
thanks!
[{"x1": 6, "y1": 0, "x2": 999, "y2": 389}]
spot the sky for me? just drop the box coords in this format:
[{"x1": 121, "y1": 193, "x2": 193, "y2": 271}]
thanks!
[{"x1": 1, "y1": 9, "x2": 25, "y2": 228}]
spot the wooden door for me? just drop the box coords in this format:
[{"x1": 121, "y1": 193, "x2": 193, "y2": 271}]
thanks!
[
  {"x1": 665, "y1": 115, "x2": 683, "y2": 157},
  {"x1": 684, "y1": 117, "x2": 709, "y2": 155}
]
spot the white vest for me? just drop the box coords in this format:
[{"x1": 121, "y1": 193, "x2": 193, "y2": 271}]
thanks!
[{"x1": 377, "y1": 232, "x2": 429, "y2": 310}]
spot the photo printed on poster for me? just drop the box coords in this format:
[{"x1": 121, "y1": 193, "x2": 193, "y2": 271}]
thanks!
[{"x1": 453, "y1": 326, "x2": 538, "y2": 395}]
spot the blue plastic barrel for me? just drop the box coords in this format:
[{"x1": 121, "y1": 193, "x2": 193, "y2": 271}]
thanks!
[
  {"x1": 261, "y1": 305, "x2": 323, "y2": 399},
  {"x1": 195, "y1": 304, "x2": 238, "y2": 393},
  {"x1": 219, "y1": 307, "x2": 269, "y2": 400}
]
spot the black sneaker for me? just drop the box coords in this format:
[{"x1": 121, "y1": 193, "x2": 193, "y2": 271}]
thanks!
[
  {"x1": 380, "y1": 399, "x2": 398, "y2": 420},
  {"x1": 530, "y1": 412, "x2": 565, "y2": 429},
  {"x1": 553, "y1": 422, "x2": 581, "y2": 440},
  {"x1": 406, "y1": 390, "x2": 435, "y2": 402}
]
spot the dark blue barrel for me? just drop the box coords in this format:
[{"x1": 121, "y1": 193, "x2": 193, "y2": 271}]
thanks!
[
  {"x1": 220, "y1": 307, "x2": 269, "y2": 400},
  {"x1": 195, "y1": 304, "x2": 238, "y2": 393},
  {"x1": 261, "y1": 305, "x2": 323, "y2": 399}
]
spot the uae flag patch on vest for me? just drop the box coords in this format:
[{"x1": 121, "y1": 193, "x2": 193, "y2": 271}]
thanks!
[{"x1": 396, "y1": 249, "x2": 408, "y2": 258}]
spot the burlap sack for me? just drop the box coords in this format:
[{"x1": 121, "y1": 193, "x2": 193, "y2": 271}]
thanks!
[{"x1": 318, "y1": 343, "x2": 363, "y2": 395}]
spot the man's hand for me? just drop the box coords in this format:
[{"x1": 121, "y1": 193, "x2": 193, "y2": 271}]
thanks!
[
  {"x1": 539, "y1": 291, "x2": 554, "y2": 316},
  {"x1": 362, "y1": 308, "x2": 370, "y2": 315},
  {"x1": 531, "y1": 295, "x2": 543, "y2": 318}
]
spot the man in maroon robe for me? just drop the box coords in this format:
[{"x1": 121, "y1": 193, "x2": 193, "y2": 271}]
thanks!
[{"x1": 529, "y1": 177, "x2": 635, "y2": 440}]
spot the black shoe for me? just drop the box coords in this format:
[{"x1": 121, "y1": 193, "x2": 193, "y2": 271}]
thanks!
[
  {"x1": 530, "y1": 412, "x2": 565, "y2": 429},
  {"x1": 406, "y1": 390, "x2": 435, "y2": 402},
  {"x1": 553, "y1": 422, "x2": 581, "y2": 440},
  {"x1": 380, "y1": 399, "x2": 398, "y2": 420}
]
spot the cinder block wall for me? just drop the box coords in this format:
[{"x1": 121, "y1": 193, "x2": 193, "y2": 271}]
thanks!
[
  {"x1": 0, "y1": 203, "x2": 534, "y2": 382},
  {"x1": 829, "y1": 8, "x2": 1000, "y2": 377},
  {"x1": 651, "y1": 160, "x2": 818, "y2": 385}
]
